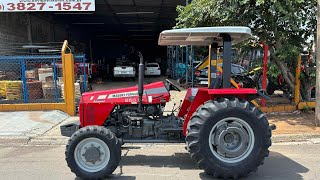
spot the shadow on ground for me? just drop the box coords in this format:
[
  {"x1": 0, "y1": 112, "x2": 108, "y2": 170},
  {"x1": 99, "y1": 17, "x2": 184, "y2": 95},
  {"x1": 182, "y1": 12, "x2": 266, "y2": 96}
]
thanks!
[
  {"x1": 267, "y1": 112, "x2": 318, "y2": 128},
  {"x1": 200, "y1": 151, "x2": 309, "y2": 180},
  {"x1": 113, "y1": 151, "x2": 308, "y2": 180},
  {"x1": 76, "y1": 176, "x2": 136, "y2": 180},
  {"x1": 120, "y1": 152, "x2": 195, "y2": 170}
]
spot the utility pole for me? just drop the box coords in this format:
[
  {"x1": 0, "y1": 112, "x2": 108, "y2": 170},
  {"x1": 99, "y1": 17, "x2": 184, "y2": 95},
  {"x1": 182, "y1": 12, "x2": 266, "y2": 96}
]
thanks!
[{"x1": 316, "y1": 0, "x2": 320, "y2": 126}]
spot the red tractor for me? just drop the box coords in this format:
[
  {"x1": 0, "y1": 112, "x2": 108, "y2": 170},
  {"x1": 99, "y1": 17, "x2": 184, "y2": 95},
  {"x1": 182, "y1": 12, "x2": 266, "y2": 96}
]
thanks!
[{"x1": 61, "y1": 27, "x2": 275, "y2": 179}]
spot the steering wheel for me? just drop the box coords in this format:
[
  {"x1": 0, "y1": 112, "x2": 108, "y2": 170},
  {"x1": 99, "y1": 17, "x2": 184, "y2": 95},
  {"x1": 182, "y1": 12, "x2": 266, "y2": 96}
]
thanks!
[{"x1": 165, "y1": 79, "x2": 181, "y2": 92}]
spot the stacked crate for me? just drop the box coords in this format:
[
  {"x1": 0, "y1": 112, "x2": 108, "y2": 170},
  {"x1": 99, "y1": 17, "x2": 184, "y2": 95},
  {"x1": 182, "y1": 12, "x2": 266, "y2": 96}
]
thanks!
[
  {"x1": 61, "y1": 83, "x2": 81, "y2": 99},
  {"x1": 0, "y1": 71, "x2": 6, "y2": 80},
  {"x1": 25, "y1": 69, "x2": 38, "y2": 80},
  {"x1": 6, "y1": 81, "x2": 22, "y2": 100},
  {"x1": 27, "y1": 81, "x2": 43, "y2": 99},
  {"x1": 40, "y1": 68, "x2": 55, "y2": 99},
  {"x1": 38, "y1": 68, "x2": 53, "y2": 82},
  {"x1": 0, "y1": 81, "x2": 6, "y2": 98}
]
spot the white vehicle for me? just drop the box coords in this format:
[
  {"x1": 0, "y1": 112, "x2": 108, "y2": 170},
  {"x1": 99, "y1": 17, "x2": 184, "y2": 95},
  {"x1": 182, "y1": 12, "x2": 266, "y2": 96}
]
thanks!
[
  {"x1": 113, "y1": 61, "x2": 136, "y2": 80},
  {"x1": 145, "y1": 63, "x2": 161, "y2": 76}
]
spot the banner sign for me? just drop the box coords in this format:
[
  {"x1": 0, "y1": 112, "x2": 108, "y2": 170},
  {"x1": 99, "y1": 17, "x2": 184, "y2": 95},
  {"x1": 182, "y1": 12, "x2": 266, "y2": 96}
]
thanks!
[{"x1": 0, "y1": 0, "x2": 95, "y2": 12}]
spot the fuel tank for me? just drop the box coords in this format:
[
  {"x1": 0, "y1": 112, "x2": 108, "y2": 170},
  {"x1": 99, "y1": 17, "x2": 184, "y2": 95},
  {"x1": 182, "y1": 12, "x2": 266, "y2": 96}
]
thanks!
[{"x1": 79, "y1": 81, "x2": 170, "y2": 127}]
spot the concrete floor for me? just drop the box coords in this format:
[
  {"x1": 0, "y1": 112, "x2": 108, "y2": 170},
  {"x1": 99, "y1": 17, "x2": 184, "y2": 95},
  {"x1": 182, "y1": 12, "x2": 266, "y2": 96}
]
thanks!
[
  {"x1": 0, "y1": 78, "x2": 319, "y2": 180},
  {"x1": 0, "y1": 111, "x2": 69, "y2": 137},
  {"x1": 0, "y1": 143, "x2": 318, "y2": 180}
]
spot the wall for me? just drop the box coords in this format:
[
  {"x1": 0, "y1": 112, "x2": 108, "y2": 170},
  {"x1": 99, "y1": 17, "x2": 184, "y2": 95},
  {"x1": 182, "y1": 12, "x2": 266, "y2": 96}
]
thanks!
[
  {"x1": 0, "y1": 13, "x2": 29, "y2": 48},
  {"x1": 0, "y1": 13, "x2": 68, "y2": 54},
  {"x1": 30, "y1": 14, "x2": 53, "y2": 43}
]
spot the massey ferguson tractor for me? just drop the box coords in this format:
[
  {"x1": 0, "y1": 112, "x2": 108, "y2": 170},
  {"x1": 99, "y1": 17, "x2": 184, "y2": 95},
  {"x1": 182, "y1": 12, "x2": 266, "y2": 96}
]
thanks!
[{"x1": 61, "y1": 27, "x2": 275, "y2": 179}]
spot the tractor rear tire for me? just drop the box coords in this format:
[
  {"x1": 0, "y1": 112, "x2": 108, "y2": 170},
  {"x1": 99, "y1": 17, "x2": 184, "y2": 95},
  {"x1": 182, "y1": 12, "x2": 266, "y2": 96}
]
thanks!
[
  {"x1": 186, "y1": 97, "x2": 271, "y2": 179},
  {"x1": 65, "y1": 126, "x2": 121, "y2": 179}
]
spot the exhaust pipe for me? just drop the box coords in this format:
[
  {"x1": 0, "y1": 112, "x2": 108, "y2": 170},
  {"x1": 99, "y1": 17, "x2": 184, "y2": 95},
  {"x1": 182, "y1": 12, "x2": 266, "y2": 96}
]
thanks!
[{"x1": 137, "y1": 51, "x2": 144, "y2": 112}]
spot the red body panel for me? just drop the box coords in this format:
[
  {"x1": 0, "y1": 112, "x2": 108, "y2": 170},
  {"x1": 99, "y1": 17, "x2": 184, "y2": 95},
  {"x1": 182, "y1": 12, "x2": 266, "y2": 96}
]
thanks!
[
  {"x1": 79, "y1": 79, "x2": 258, "y2": 136},
  {"x1": 179, "y1": 88, "x2": 258, "y2": 135},
  {"x1": 208, "y1": 88, "x2": 257, "y2": 95},
  {"x1": 79, "y1": 81, "x2": 170, "y2": 127}
]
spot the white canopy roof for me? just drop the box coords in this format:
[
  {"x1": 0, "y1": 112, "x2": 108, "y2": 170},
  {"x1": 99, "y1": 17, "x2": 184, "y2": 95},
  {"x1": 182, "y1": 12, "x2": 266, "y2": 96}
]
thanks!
[{"x1": 158, "y1": 26, "x2": 252, "y2": 46}]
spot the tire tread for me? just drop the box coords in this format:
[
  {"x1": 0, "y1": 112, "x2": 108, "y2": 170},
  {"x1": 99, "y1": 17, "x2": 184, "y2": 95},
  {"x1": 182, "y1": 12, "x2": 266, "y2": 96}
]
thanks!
[
  {"x1": 186, "y1": 97, "x2": 271, "y2": 179},
  {"x1": 65, "y1": 126, "x2": 121, "y2": 179}
]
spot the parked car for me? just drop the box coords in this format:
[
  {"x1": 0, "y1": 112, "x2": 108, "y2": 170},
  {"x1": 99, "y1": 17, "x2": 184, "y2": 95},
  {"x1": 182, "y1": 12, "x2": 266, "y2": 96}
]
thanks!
[
  {"x1": 113, "y1": 61, "x2": 136, "y2": 81},
  {"x1": 194, "y1": 64, "x2": 255, "y2": 88},
  {"x1": 145, "y1": 63, "x2": 161, "y2": 76}
]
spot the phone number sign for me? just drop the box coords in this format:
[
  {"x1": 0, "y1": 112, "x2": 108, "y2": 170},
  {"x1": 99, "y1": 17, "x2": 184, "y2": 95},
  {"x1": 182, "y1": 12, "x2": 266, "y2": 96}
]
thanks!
[{"x1": 0, "y1": 0, "x2": 95, "y2": 12}]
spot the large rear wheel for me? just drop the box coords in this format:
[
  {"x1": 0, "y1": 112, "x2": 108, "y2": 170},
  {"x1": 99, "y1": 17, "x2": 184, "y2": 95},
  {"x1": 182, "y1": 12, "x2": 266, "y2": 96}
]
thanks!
[
  {"x1": 65, "y1": 126, "x2": 121, "y2": 179},
  {"x1": 186, "y1": 98, "x2": 271, "y2": 179}
]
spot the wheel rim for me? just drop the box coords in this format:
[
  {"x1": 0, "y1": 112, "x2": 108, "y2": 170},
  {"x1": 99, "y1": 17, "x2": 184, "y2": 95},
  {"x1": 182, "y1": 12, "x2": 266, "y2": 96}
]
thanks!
[
  {"x1": 209, "y1": 117, "x2": 255, "y2": 163},
  {"x1": 74, "y1": 138, "x2": 110, "y2": 173}
]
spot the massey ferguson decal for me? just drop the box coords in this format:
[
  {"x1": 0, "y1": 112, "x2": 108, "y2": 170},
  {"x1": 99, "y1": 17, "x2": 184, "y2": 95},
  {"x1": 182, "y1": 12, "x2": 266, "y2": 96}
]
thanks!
[
  {"x1": 108, "y1": 91, "x2": 139, "y2": 99},
  {"x1": 95, "y1": 95, "x2": 107, "y2": 102}
]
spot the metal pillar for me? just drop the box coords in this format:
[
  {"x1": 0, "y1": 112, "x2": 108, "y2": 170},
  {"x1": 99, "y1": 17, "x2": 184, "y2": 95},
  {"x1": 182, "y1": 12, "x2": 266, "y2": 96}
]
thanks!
[
  {"x1": 191, "y1": 46, "x2": 195, "y2": 87},
  {"x1": 183, "y1": 45, "x2": 195, "y2": 87},
  {"x1": 180, "y1": 46, "x2": 184, "y2": 79},
  {"x1": 173, "y1": 46, "x2": 184, "y2": 80},
  {"x1": 167, "y1": 46, "x2": 173, "y2": 78},
  {"x1": 20, "y1": 59, "x2": 28, "y2": 103},
  {"x1": 185, "y1": 46, "x2": 189, "y2": 84},
  {"x1": 173, "y1": 46, "x2": 178, "y2": 79},
  {"x1": 222, "y1": 34, "x2": 232, "y2": 88},
  {"x1": 209, "y1": 43, "x2": 218, "y2": 89}
]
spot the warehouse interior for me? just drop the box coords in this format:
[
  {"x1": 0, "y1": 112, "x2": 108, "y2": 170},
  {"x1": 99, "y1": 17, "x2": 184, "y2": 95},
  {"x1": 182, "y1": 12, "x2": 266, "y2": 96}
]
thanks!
[
  {"x1": 0, "y1": 0, "x2": 187, "y2": 104},
  {"x1": 54, "y1": 0, "x2": 184, "y2": 64},
  {"x1": 0, "y1": 0, "x2": 301, "y2": 112}
]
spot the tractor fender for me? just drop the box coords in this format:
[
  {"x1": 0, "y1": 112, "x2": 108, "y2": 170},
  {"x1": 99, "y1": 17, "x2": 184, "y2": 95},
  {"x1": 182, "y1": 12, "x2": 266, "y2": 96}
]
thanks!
[{"x1": 180, "y1": 88, "x2": 269, "y2": 136}]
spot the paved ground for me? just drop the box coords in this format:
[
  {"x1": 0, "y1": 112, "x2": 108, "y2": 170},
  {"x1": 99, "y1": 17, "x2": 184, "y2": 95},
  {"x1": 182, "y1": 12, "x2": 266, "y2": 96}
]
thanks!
[
  {"x1": 0, "y1": 77, "x2": 319, "y2": 179},
  {"x1": 0, "y1": 142, "x2": 319, "y2": 180},
  {"x1": 0, "y1": 77, "x2": 318, "y2": 145},
  {"x1": 0, "y1": 111, "x2": 68, "y2": 139}
]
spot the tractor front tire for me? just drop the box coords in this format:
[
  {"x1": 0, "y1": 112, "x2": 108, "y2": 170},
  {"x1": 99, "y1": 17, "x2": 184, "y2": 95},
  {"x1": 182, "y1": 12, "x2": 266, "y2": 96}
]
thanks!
[
  {"x1": 65, "y1": 126, "x2": 121, "y2": 179},
  {"x1": 186, "y1": 98, "x2": 271, "y2": 179}
]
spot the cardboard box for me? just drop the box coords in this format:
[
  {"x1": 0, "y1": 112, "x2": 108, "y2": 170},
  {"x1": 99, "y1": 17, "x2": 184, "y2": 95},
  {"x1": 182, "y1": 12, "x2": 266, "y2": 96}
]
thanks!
[
  {"x1": 25, "y1": 69, "x2": 38, "y2": 79},
  {"x1": 38, "y1": 68, "x2": 53, "y2": 82}
]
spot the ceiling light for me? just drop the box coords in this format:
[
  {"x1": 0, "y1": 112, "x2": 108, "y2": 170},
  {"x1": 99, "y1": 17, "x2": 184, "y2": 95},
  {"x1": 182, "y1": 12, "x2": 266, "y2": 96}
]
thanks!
[
  {"x1": 73, "y1": 23, "x2": 104, "y2": 25},
  {"x1": 96, "y1": 35, "x2": 120, "y2": 37},
  {"x1": 116, "y1": 12, "x2": 154, "y2": 15},
  {"x1": 38, "y1": 49, "x2": 61, "y2": 53},
  {"x1": 128, "y1": 29, "x2": 153, "y2": 32},
  {"x1": 22, "y1": 45, "x2": 51, "y2": 49},
  {"x1": 103, "y1": 39, "x2": 121, "y2": 41},
  {"x1": 124, "y1": 22, "x2": 154, "y2": 25},
  {"x1": 131, "y1": 35, "x2": 153, "y2": 37}
]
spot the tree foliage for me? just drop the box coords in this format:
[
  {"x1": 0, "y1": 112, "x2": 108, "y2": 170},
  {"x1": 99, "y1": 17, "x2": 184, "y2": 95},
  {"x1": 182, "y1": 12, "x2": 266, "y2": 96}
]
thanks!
[{"x1": 175, "y1": 0, "x2": 317, "y2": 100}]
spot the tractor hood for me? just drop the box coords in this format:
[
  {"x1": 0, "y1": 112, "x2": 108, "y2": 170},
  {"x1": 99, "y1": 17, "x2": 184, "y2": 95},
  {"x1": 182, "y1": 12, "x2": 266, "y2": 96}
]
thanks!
[{"x1": 80, "y1": 81, "x2": 170, "y2": 105}]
